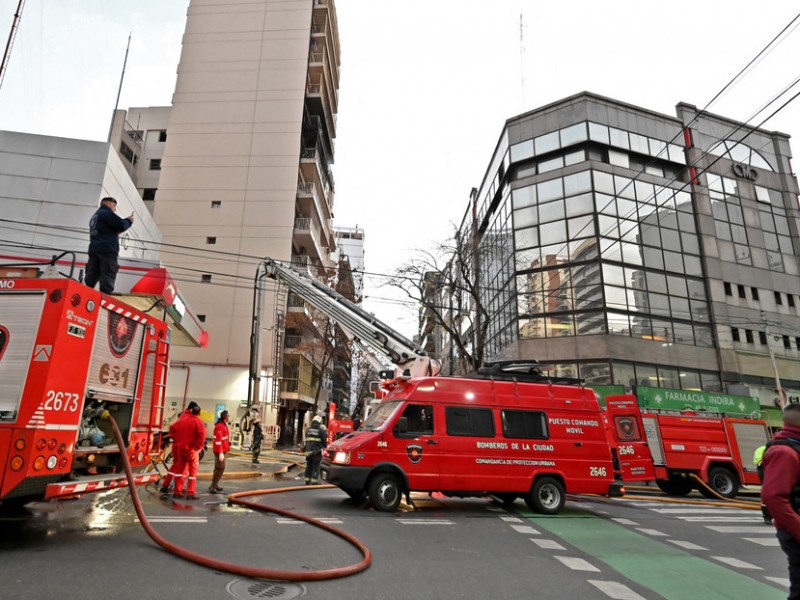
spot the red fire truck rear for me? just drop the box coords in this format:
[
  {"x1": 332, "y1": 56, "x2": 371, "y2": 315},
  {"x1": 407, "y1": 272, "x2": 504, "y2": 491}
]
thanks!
[
  {"x1": 0, "y1": 274, "x2": 169, "y2": 508},
  {"x1": 605, "y1": 394, "x2": 769, "y2": 498}
]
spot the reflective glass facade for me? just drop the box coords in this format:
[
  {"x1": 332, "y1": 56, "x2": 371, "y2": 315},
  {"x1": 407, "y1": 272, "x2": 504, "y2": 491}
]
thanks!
[{"x1": 464, "y1": 93, "x2": 800, "y2": 394}]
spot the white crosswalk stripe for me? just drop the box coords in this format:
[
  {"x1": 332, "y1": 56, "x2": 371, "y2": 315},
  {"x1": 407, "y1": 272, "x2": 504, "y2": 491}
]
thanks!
[
  {"x1": 650, "y1": 507, "x2": 756, "y2": 514},
  {"x1": 611, "y1": 518, "x2": 638, "y2": 526},
  {"x1": 677, "y1": 515, "x2": 763, "y2": 522},
  {"x1": 635, "y1": 528, "x2": 668, "y2": 536},
  {"x1": 743, "y1": 537, "x2": 780, "y2": 546},
  {"x1": 765, "y1": 576, "x2": 790, "y2": 587},
  {"x1": 705, "y1": 525, "x2": 771, "y2": 534},
  {"x1": 530, "y1": 538, "x2": 565, "y2": 550},
  {"x1": 395, "y1": 518, "x2": 454, "y2": 525},
  {"x1": 510, "y1": 524, "x2": 539, "y2": 534},
  {"x1": 554, "y1": 556, "x2": 600, "y2": 572},
  {"x1": 588, "y1": 580, "x2": 647, "y2": 600},
  {"x1": 143, "y1": 516, "x2": 208, "y2": 523},
  {"x1": 711, "y1": 556, "x2": 762, "y2": 570},
  {"x1": 275, "y1": 517, "x2": 342, "y2": 524},
  {"x1": 667, "y1": 540, "x2": 707, "y2": 551}
]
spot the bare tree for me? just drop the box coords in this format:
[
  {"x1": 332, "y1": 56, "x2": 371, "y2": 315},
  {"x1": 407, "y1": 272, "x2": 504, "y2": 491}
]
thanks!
[{"x1": 386, "y1": 223, "x2": 495, "y2": 376}]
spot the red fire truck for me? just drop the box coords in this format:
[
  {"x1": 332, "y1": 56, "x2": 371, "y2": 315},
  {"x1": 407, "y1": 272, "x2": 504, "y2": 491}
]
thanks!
[
  {"x1": 0, "y1": 273, "x2": 169, "y2": 508},
  {"x1": 605, "y1": 394, "x2": 769, "y2": 498}
]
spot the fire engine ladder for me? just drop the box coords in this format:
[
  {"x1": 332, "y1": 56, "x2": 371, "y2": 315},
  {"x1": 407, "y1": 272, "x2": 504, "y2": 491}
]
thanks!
[
  {"x1": 271, "y1": 283, "x2": 286, "y2": 409},
  {"x1": 148, "y1": 333, "x2": 171, "y2": 475},
  {"x1": 262, "y1": 258, "x2": 441, "y2": 378}
]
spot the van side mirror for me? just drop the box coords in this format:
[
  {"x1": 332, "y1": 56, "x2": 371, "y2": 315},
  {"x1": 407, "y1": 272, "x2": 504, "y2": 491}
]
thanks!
[{"x1": 395, "y1": 416, "x2": 408, "y2": 435}]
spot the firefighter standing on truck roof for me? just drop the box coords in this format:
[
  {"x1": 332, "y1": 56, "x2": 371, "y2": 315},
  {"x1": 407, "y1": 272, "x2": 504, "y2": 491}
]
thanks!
[
  {"x1": 84, "y1": 196, "x2": 135, "y2": 294},
  {"x1": 159, "y1": 401, "x2": 205, "y2": 500},
  {"x1": 304, "y1": 416, "x2": 327, "y2": 485}
]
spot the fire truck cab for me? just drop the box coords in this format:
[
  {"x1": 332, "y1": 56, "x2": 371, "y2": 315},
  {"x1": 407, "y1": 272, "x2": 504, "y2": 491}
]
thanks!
[{"x1": 321, "y1": 365, "x2": 633, "y2": 514}]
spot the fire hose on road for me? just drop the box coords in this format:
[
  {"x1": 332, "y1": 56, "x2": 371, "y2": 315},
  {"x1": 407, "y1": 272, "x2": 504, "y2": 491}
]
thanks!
[{"x1": 109, "y1": 415, "x2": 372, "y2": 581}]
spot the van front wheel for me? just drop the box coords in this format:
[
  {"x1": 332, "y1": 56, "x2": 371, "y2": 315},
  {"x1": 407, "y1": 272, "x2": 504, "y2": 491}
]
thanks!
[
  {"x1": 526, "y1": 477, "x2": 565, "y2": 515},
  {"x1": 368, "y1": 473, "x2": 402, "y2": 512}
]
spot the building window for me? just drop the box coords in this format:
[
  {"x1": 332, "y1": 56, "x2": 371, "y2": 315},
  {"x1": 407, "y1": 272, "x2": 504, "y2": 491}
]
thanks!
[
  {"x1": 784, "y1": 335, "x2": 792, "y2": 349},
  {"x1": 731, "y1": 327, "x2": 740, "y2": 342},
  {"x1": 198, "y1": 314, "x2": 206, "y2": 323},
  {"x1": 789, "y1": 295, "x2": 796, "y2": 308},
  {"x1": 775, "y1": 291, "x2": 783, "y2": 305},
  {"x1": 211, "y1": 201, "x2": 221, "y2": 208},
  {"x1": 796, "y1": 337, "x2": 800, "y2": 350},
  {"x1": 751, "y1": 287, "x2": 759, "y2": 301},
  {"x1": 201, "y1": 274, "x2": 212, "y2": 283},
  {"x1": 142, "y1": 188, "x2": 156, "y2": 201},
  {"x1": 737, "y1": 285, "x2": 746, "y2": 299},
  {"x1": 158, "y1": 130, "x2": 167, "y2": 142},
  {"x1": 759, "y1": 331, "x2": 768, "y2": 345},
  {"x1": 745, "y1": 329, "x2": 754, "y2": 344},
  {"x1": 119, "y1": 142, "x2": 136, "y2": 164},
  {"x1": 724, "y1": 282, "x2": 732, "y2": 296},
  {"x1": 206, "y1": 236, "x2": 216, "y2": 245},
  {"x1": 149, "y1": 158, "x2": 161, "y2": 170}
]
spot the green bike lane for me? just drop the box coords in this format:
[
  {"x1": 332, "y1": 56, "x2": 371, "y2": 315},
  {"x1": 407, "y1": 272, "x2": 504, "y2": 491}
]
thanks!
[{"x1": 516, "y1": 506, "x2": 785, "y2": 600}]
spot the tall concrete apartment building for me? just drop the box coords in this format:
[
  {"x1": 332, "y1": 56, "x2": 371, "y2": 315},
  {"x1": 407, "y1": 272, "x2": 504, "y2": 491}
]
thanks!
[
  {"x1": 458, "y1": 92, "x2": 800, "y2": 426},
  {"x1": 112, "y1": 0, "x2": 342, "y2": 442}
]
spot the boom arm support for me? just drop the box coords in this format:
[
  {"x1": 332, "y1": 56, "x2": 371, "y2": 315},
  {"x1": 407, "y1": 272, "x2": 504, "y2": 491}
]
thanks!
[{"x1": 263, "y1": 259, "x2": 440, "y2": 378}]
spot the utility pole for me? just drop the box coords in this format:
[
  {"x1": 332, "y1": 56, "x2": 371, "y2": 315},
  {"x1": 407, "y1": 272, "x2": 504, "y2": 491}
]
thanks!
[{"x1": 762, "y1": 311, "x2": 786, "y2": 407}]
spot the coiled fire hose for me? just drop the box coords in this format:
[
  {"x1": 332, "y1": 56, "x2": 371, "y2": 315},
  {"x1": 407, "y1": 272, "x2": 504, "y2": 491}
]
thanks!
[{"x1": 109, "y1": 415, "x2": 372, "y2": 581}]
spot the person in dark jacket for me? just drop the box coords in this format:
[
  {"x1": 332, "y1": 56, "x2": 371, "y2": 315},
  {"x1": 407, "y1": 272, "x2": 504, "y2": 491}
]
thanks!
[
  {"x1": 762, "y1": 404, "x2": 800, "y2": 599},
  {"x1": 251, "y1": 420, "x2": 264, "y2": 464},
  {"x1": 84, "y1": 197, "x2": 135, "y2": 294},
  {"x1": 304, "y1": 415, "x2": 327, "y2": 484}
]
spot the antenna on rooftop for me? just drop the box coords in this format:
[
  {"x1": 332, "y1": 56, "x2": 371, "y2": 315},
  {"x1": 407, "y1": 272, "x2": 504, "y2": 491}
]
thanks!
[
  {"x1": 107, "y1": 32, "x2": 132, "y2": 144},
  {"x1": 519, "y1": 13, "x2": 526, "y2": 111},
  {"x1": 0, "y1": 0, "x2": 26, "y2": 94}
]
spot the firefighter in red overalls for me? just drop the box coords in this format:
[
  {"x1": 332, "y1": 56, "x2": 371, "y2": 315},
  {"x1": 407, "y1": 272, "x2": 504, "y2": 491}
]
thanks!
[{"x1": 159, "y1": 401, "x2": 206, "y2": 499}]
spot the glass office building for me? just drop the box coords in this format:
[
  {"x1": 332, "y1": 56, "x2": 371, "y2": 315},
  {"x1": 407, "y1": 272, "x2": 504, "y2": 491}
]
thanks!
[{"x1": 465, "y1": 93, "x2": 800, "y2": 417}]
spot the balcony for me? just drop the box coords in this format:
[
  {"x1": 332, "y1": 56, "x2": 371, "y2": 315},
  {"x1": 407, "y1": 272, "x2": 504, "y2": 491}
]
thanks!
[
  {"x1": 296, "y1": 180, "x2": 334, "y2": 247},
  {"x1": 294, "y1": 217, "x2": 326, "y2": 262},
  {"x1": 300, "y1": 143, "x2": 334, "y2": 200}
]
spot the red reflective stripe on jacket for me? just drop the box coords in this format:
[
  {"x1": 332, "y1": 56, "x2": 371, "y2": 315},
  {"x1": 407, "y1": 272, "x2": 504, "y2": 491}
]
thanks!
[{"x1": 213, "y1": 421, "x2": 231, "y2": 453}]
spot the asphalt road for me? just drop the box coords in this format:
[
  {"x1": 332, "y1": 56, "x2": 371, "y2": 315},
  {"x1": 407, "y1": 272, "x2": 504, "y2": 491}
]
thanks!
[{"x1": 0, "y1": 459, "x2": 790, "y2": 600}]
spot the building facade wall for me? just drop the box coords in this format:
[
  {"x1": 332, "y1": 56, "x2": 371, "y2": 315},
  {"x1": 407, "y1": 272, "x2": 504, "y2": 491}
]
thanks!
[{"x1": 466, "y1": 92, "x2": 800, "y2": 416}]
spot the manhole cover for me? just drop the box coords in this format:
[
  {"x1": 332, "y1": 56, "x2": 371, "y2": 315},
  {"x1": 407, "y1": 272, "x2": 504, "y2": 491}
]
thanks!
[{"x1": 227, "y1": 578, "x2": 305, "y2": 600}]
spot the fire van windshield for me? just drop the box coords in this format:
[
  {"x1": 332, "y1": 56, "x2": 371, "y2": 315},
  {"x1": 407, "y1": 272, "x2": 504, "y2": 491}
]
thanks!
[{"x1": 361, "y1": 401, "x2": 401, "y2": 431}]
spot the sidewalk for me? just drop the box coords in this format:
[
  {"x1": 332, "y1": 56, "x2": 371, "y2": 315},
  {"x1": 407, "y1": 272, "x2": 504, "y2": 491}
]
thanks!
[{"x1": 195, "y1": 447, "x2": 306, "y2": 482}]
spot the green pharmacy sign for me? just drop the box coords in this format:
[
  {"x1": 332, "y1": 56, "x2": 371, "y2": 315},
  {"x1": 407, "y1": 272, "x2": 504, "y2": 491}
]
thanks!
[{"x1": 637, "y1": 387, "x2": 761, "y2": 416}]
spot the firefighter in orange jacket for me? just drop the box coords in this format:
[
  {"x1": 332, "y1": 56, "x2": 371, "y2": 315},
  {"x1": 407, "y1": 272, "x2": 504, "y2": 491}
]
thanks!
[
  {"x1": 209, "y1": 410, "x2": 230, "y2": 493},
  {"x1": 159, "y1": 401, "x2": 205, "y2": 499}
]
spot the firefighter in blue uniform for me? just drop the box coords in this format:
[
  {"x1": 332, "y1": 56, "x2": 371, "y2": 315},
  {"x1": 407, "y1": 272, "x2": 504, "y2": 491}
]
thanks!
[{"x1": 304, "y1": 415, "x2": 327, "y2": 484}]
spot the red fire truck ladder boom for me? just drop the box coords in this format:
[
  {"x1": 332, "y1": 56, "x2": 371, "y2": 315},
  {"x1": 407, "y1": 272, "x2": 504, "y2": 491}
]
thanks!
[{"x1": 262, "y1": 259, "x2": 441, "y2": 379}]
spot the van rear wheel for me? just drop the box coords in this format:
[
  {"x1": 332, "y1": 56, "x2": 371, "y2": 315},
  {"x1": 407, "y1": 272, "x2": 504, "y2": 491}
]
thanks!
[
  {"x1": 525, "y1": 477, "x2": 565, "y2": 515},
  {"x1": 368, "y1": 473, "x2": 402, "y2": 512}
]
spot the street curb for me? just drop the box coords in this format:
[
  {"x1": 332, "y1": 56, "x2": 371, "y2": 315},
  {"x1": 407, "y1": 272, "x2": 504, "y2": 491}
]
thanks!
[{"x1": 195, "y1": 471, "x2": 264, "y2": 481}]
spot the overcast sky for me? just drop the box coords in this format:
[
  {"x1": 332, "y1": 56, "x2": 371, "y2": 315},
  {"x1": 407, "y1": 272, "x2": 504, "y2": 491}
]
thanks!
[{"x1": 1, "y1": 1, "x2": 799, "y2": 339}]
